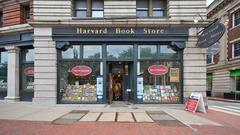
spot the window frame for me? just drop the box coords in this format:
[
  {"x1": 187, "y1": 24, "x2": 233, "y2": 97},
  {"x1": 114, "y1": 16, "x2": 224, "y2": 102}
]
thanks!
[
  {"x1": 232, "y1": 41, "x2": 240, "y2": 58},
  {"x1": 23, "y1": 5, "x2": 30, "y2": 23},
  {"x1": 232, "y1": 10, "x2": 240, "y2": 28},
  {"x1": 0, "y1": 11, "x2": 2, "y2": 27},
  {"x1": 207, "y1": 54, "x2": 214, "y2": 64}
]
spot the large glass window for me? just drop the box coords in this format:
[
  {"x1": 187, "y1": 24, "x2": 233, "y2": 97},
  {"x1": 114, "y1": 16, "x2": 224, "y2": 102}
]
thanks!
[
  {"x1": 92, "y1": 0, "x2": 103, "y2": 17},
  {"x1": 83, "y1": 45, "x2": 102, "y2": 59},
  {"x1": 138, "y1": 61, "x2": 181, "y2": 103},
  {"x1": 153, "y1": 0, "x2": 165, "y2": 17},
  {"x1": 233, "y1": 41, "x2": 240, "y2": 58},
  {"x1": 21, "y1": 48, "x2": 34, "y2": 101},
  {"x1": 136, "y1": 0, "x2": 149, "y2": 17},
  {"x1": 75, "y1": 0, "x2": 87, "y2": 18},
  {"x1": 59, "y1": 61, "x2": 101, "y2": 103},
  {"x1": 233, "y1": 10, "x2": 240, "y2": 27},
  {"x1": 0, "y1": 50, "x2": 8, "y2": 100},
  {"x1": 59, "y1": 45, "x2": 103, "y2": 103},
  {"x1": 61, "y1": 45, "x2": 80, "y2": 59},
  {"x1": 107, "y1": 45, "x2": 133, "y2": 59},
  {"x1": 160, "y1": 45, "x2": 178, "y2": 59},
  {"x1": 138, "y1": 45, "x2": 157, "y2": 59}
]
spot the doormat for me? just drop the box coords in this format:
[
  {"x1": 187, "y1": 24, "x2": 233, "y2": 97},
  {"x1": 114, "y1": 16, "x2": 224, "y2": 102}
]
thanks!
[
  {"x1": 147, "y1": 111, "x2": 185, "y2": 127},
  {"x1": 52, "y1": 110, "x2": 89, "y2": 125},
  {"x1": 110, "y1": 101, "x2": 129, "y2": 107}
]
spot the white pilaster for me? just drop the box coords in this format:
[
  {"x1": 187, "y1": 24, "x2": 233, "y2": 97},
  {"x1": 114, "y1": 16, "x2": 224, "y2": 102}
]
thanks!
[
  {"x1": 33, "y1": 27, "x2": 57, "y2": 106},
  {"x1": 4, "y1": 46, "x2": 20, "y2": 102}
]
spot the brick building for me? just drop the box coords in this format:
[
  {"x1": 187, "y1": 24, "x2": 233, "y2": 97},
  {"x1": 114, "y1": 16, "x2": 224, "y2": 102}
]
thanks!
[
  {"x1": 207, "y1": 0, "x2": 240, "y2": 98},
  {"x1": 0, "y1": 0, "x2": 208, "y2": 105}
]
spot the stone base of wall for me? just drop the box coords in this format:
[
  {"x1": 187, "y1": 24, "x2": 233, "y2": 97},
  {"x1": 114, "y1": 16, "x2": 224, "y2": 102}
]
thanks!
[{"x1": 33, "y1": 97, "x2": 56, "y2": 106}]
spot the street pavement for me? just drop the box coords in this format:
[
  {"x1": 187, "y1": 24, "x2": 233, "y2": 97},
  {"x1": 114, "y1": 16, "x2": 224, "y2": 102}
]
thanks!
[
  {"x1": 208, "y1": 100, "x2": 240, "y2": 113},
  {"x1": 0, "y1": 101, "x2": 239, "y2": 135}
]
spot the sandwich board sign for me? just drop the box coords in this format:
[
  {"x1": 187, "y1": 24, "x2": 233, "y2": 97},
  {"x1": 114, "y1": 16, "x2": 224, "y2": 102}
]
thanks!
[{"x1": 185, "y1": 93, "x2": 206, "y2": 113}]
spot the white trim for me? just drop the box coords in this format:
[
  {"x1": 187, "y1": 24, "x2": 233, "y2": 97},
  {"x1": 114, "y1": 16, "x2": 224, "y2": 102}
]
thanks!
[{"x1": 232, "y1": 13, "x2": 235, "y2": 28}]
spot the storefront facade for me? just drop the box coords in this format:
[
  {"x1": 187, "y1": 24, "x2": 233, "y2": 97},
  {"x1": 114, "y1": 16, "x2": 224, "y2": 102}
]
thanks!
[{"x1": 54, "y1": 27, "x2": 187, "y2": 104}]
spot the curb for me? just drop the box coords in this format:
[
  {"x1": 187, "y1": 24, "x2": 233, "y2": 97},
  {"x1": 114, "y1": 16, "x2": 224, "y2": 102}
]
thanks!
[{"x1": 208, "y1": 97, "x2": 240, "y2": 103}]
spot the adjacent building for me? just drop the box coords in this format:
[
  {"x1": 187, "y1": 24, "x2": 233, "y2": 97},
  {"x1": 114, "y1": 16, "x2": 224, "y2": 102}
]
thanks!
[
  {"x1": 0, "y1": 0, "x2": 208, "y2": 105},
  {"x1": 207, "y1": 0, "x2": 240, "y2": 98}
]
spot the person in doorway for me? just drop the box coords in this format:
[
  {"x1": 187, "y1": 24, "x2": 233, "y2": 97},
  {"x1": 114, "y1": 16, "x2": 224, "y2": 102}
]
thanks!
[{"x1": 113, "y1": 80, "x2": 121, "y2": 100}]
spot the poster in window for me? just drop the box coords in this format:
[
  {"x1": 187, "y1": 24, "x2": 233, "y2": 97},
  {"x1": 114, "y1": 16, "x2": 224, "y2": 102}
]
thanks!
[
  {"x1": 97, "y1": 77, "x2": 103, "y2": 96},
  {"x1": 170, "y1": 68, "x2": 179, "y2": 82},
  {"x1": 137, "y1": 77, "x2": 144, "y2": 96}
]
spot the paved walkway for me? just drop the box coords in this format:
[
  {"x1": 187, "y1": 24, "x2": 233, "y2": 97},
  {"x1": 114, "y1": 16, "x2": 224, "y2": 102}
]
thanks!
[{"x1": 0, "y1": 102, "x2": 240, "y2": 135}]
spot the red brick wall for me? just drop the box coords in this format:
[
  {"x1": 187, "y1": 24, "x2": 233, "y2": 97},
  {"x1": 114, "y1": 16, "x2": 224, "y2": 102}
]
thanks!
[
  {"x1": 213, "y1": 53, "x2": 220, "y2": 64},
  {"x1": 3, "y1": 2, "x2": 24, "y2": 26},
  {"x1": 30, "y1": 0, "x2": 33, "y2": 21},
  {"x1": 227, "y1": 6, "x2": 240, "y2": 60}
]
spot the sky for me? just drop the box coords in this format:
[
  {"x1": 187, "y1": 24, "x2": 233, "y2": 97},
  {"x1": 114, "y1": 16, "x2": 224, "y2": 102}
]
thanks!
[{"x1": 207, "y1": 0, "x2": 215, "y2": 6}]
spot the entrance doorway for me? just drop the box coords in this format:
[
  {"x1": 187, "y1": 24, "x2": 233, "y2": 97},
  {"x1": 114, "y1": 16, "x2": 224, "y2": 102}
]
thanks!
[{"x1": 107, "y1": 61, "x2": 133, "y2": 103}]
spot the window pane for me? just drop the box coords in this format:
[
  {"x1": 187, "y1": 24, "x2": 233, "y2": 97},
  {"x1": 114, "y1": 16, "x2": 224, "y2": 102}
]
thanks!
[
  {"x1": 153, "y1": 0, "x2": 165, "y2": 9},
  {"x1": 83, "y1": 45, "x2": 102, "y2": 59},
  {"x1": 59, "y1": 61, "x2": 100, "y2": 103},
  {"x1": 76, "y1": 10, "x2": 87, "y2": 18},
  {"x1": 207, "y1": 55, "x2": 213, "y2": 64},
  {"x1": 153, "y1": 10, "x2": 164, "y2": 17},
  {"x1": 107, "y1": 45, "x2": 133, "y2": 59},
  {"x1": 92, "y1": 0, "x2": 103, "y2": 9},
  {"x1": 0, "y1": 51, "x2": 7, "y2": 64},
  {"x1": 138, "y1": 61, "x2": 181, "y2": 103},
  {"x1": 22, "y1": 64, "x2": 34, "y2": 91},
  {"x1": 138, "y1": 45, "x2": 157, "y2": 59},
  {"x1": 137, "y1": 10, "x2": 148, "y2": 17},
  {"x1": 234, "y1": 42, "x2": 240, "y2": 57},
  {"x1": 23, "y1": 49, "x2": 34, "y2": 62},
  {"x1": 92, "y1": 11, "x2": 103, "y2": 17},
  {"x1": 137, "y1": 0, "x2": 148, "y2": 8},
  {"x1": 75, "y1": 0, "x2": 87, "y2": 9},
  {"x1": 160, "y1": 45, "x2": 178, "y2": 59},
  {"x1": 62, "y1": 46, "x2": 80, "y2": 59}
]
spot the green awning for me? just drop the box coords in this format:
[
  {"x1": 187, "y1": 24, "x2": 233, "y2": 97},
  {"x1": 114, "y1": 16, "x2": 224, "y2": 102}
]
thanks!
[
  {"x1": 230, "y1": 69, "x2": 240, "y2": 77},
  {"x1": 207, "y1": 73, "x2": 213, "y2": 80}
]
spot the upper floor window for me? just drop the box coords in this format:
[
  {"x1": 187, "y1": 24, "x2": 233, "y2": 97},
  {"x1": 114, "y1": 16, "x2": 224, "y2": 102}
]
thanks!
[
  {"x1": 74, "y1": 0, "x2": 103, "y2": 18},
  {"x1": 207, "y1": 54, "x2": 213, "y2": 64},
  {"x1": 137, "y1": 0, "x2": 166, "y2": 18},
  {"x1": 0, "y1": 12, "x2": 2, "y2": 27},
  {"x1": 233, "y1": 10, "x2": 240, "y2": 27},
  {"x1": 92, "y1": 0, "x2": 104, "y2": 17},
  {"x1": 233, "y1": 41, "x2": 240, "y2": 58},
  {"x1": 136, "y1": 0, "x2": 149, "y2": 17},
  {"x1": 75, "y1": 0, "x2": 87, "y2": 18},
  {"x1": 23, "y1": 5, "x2": 30, "y2": 23}
]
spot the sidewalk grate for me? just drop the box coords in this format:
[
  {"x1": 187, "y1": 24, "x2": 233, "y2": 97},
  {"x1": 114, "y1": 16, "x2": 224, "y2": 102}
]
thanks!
[
  {"x1": 52, "y1": 110, "x2": 88, "y2": 125},
  {"x1": 147, "y1": 111, "x2": 186, "y2": 127}
]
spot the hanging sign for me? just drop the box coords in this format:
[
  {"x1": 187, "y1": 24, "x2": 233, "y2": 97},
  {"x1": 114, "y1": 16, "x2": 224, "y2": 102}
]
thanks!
[
  {"x1": 185, "y1": 93, "x2": 206, "y2": 113},
  {"x1": 71, "y1": 66, "x2": 92, "y2": 77},
  {"x1": 170, "y1": 68, "x2": 179, "y2": 82},
  {"x1": 197, "y1": 22, "x2": 225, "y2": 48},
  {"x1": 148, "y1": 65, "x2": 168, "y2": 76},
  {"x1": 24, "y1": 67, "x2": 34, "y2": 77}
]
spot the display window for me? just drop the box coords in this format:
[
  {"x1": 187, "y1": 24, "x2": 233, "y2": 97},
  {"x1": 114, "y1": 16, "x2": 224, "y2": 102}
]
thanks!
[
  {"x1": 137, "y1": 45, "x2": 181, "y2": 103},
  {"x1": 0, "y1": 50, "x2": 7, "y2": 99},
  {"x1": 20, "y1": 48, "x2": 34, "y2": 101},
  {"x1": 59, "y1": 45, "x2": 103, "y2": 103},
  {"x1": 137, "y1": 61, "x2": 180, "y2": 103}
]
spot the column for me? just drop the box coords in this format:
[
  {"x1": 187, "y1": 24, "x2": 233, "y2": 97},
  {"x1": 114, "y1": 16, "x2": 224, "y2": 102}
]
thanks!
[
  {"x1": 33, "y1": 27, "x2": 57, "y2": 106},
  {"x1": 4, "y1": 46, "x2": 20, "y2": 102},
  {"x1": 183, "y1": 28, "x2": 207, "y2": 101}
]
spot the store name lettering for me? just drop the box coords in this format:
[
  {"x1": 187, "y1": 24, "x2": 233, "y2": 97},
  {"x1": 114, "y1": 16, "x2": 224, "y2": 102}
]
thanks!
[{"x1": 77, "y1": 27, "x2": 165, "y2": 35}]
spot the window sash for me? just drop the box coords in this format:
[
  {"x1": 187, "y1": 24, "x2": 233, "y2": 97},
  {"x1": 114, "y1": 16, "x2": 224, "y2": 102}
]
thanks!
[{"x1": 233, "y1": 42, "x2": 240, "y2": 57}]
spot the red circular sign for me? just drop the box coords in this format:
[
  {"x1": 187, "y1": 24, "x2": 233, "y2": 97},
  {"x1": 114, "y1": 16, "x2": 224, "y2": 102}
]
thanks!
[
  {"x1": 24, "y1": 67, "x2": 34, "y2": 77},
  {"x1": 71, "y1": 66, "x2": 92, "y2": 77},
  {"x1": 148, "y1": 65, "x2": 168, "y2": 75}
]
